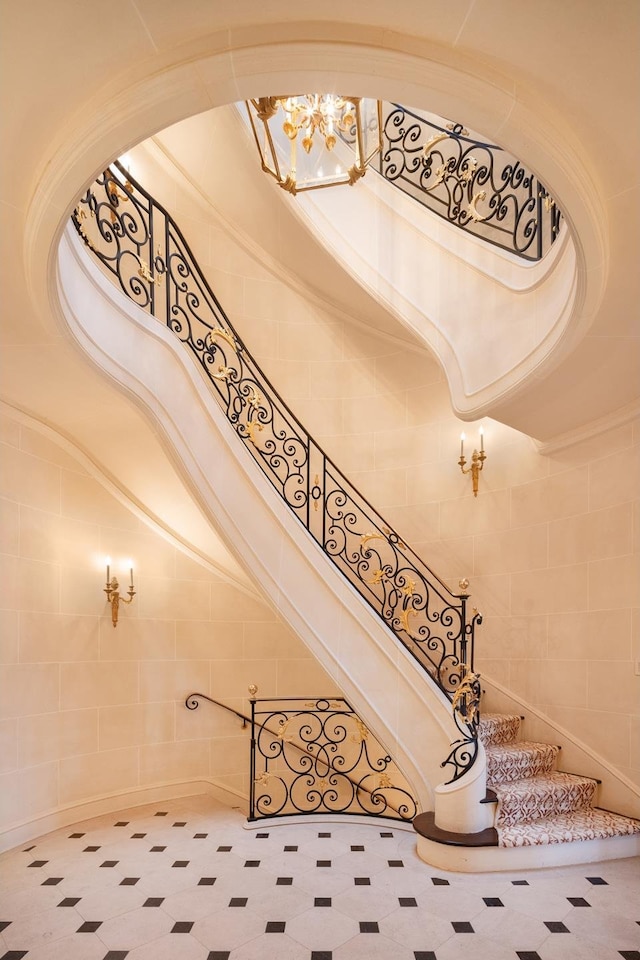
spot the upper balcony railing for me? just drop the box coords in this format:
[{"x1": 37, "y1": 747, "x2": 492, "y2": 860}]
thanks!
[
  {"x1": 72, "y1": 161, "x2": 483, "y2": 782},
  {"x1": 378, "y1": 104, "x2": 562, "y2": 261}
]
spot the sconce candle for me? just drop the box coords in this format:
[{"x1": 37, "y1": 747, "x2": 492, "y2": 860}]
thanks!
[
  {"x1": 103, "y1": 559, "x2": 136, "y2": 627},
  {"x1": 458, "y1": 427, "x2": 487, "y2": 497}
]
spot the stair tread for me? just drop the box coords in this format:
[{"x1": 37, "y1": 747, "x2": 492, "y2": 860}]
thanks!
[
  {"x1": 493, "y1": 772, "x2": 597, "y2": 827},
  {"x1": 487, "y1": 741, "x2": 559, "y2": 785},
  {"x1": 497, "y1": 807, "x2": 640, "y2": 848},
  {"x1": 479, "y1": 713, "x2": 521, "y2": 747}
]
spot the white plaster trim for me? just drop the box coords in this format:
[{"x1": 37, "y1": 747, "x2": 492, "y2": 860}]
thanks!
[
  {"x1": 0, "y1": 399, "x2": 262, "y2": 601},
  {"x1": 535, "y1": 397, "x2": 640, "y2": 454},
  {"x1": 242, "y1": 813, "x2": 414, "y2": 833},
  {"x1": 0, "y1": 778, "x2": 248, "y2": 855}
]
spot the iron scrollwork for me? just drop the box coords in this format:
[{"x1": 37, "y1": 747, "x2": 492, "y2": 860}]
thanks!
[
  {"x1": 72, "y1": 158, "x2": 482, "y2": 785},
  {"x1": 380, "y1": 104, "x2": 562, "y2": 261},
  {"x1": 250, "y1": 698, "x2": 417, "y2": 821}
]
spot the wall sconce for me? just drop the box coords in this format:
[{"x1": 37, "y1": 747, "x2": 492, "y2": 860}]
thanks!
[
  {"x1": 104, "y1": 557, "x2": 136, "y2": 627},
  {"x1": 458, "y1": 428, "x2": 487, "y2": 497}
]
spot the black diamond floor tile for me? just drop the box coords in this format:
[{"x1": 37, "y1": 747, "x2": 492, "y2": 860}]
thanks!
[
  {"x1": 22, "y1": 846, "x2": 35, "y2": 852},
  {"x1": 194, "y1": 833, "x2": 208, "y2": 838},
  {"x1": 544, "y1": 921, "x2": 569, "y2": 933},
  {"x1": 150, "y1": 846, "x2": 166, "y2": 852},
  {"x1": 276, "y1": 877, "x2": 293, "y2": 885},
  {"x1": 431, "y1": 877, "x2": 449, "y2": 886},
  {"x1": 171, "y1": 921, "x2": 194, "y2": 933},
  {"x1": 104, "y1": 952, "x2": 129, "y2": 960},
  {"x1": 388, "y1": 860, "x2": 404, "y2": 867},
  {"x1": 314, "y1": 898, "x2": 331, "y2": 907},
  {"x1": 452, "y1": 921, "x2": 474, "y2": 933},
  {"x1": 284, "y1": 845, "x2": 298, "y2": 852},
  {"x1": 1, "y1": 952, "x2": 29, "y2": 959},
  {"x1": 58, "y1": 897, "x2": 81, "y2": 907},
  {"x1": 199, "y1": 877, "x2": 216, "y2": 886},
  {"x1": 131, "y1": 833, "x2": 146, "y2": 839},
  {"x1": 483, "y1": 897, "x2": 503, "y2": 906},
  {"x1": 619, "y1": 953, "x2": 640, "y2": 960},
  {"x1": 143, "y1": 898, "x2": 164, "y2": 907},
  {"x1": 173, "y1": 821, "x2": 187, "y2": 827},
  {"x1": 256, "y1": 833, "x2": 269, "y2": 838},
  {"x1": 83, "y1": 846, "x2": 100, "y2": 852},
  {"x1": 69, "y1": 832, "x2": 85, "y2": 838},
  {"x1": 399, "y1": 897, "x2": 417, "y2": 907},
  {"x1": 414, "y1": 953, "x2": 437, "y2": 960},
  {"x1": 516, "y1": 953, "x2": 542, "y2": 960},
  {"x1": 229, "y1": 898, "x2": 247, "y2": 907},
  {"x1": 587, "y1": 876, "x2": 608, "y2": 885},
  {"x1": 380, "y1": 832, "x2": 394, "y2": 837},
  {"x1": 207, "y1": 954, "x2": 231, "y2": 960},
  {"x1": 354, "y1": 878, "x2": 370, "y2": 886},
  {"x1": 100, "y1": 860, "x2": 118, "y2": 868},
  {"x1": 172, "y1": 861, "x2": 189, "y2": 868},
  {"x1": 114, "y1": 821, "x2": 129, "y2": 827},
  {"x1": 120, "y1": 878, "x2": 139, "y2": 886},
  {"x1": 0, "y1": 923, "x2": 10, "y2": 933},
  {"x1": 28, "y1": 860, "x2": 47, "y2": 867},
  {"x1": 359, "y1": 921, "x2": 379, "y2": 933},
  {"x1": 567, "y1": 897, "x2": 590, "y2": 906},
  {"x1": 350, "y1": 845, "x2": 365, "y2": 851},
  {"x1": 42, "y1": 877, "x2": 63, "y2": 885},
  {"x1": 316, "y1": 860, "x2": 331, "y2": 867},
  {"x1": 311, "y1": 953, "x2": 332, "y2": 960},
  {"x1": 244, "y1": 860, "x2": 260, "y2": 867},
  {"x1": 217, "y1": 846, "x2": 232, "y2": 852},
  {"x1": 318, "y1": 832, "x2": 331, "y2": 838},
  {"x1": 78, "y1": 920, "x2": 103, "y2": 932},
  {"x1": 512, "y1": 879, "x2": 529, "y2": 886},
  {"x1": 266, "y1": 921, "x2": 286, "y2": 933},
  {"x1": 154, "y1": 811, "x2": 168, "y2": 817}
]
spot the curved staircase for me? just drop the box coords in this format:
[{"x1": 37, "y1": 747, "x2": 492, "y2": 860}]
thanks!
[{"x1": 415, "y1": 712, "x2": 640, "y2": 871}]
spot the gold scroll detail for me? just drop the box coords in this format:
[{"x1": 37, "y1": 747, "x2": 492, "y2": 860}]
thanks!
[
  {"x1": 451, "y1": 668, "x2": 481, "y2": 725},
  {"x1": 467, "y1": 190, "x2": 487, "y2": 223}
]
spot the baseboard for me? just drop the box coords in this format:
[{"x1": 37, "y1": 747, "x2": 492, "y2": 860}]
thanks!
[{"x1": 0, "y1": 777, "x2": 248, "y2": 854}]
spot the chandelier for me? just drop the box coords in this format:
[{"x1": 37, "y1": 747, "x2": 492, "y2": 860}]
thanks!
[{"x1": 245, "y1": 95, "x2": 382, "y2": 195}]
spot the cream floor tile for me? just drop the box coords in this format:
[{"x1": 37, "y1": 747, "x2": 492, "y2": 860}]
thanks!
[
  {"x1": 230, "y1": 931, "x2": 310, "y2": 959},
  {"x1": 191, "y1": 907, "x2": 266, "y2": 950},
  {"x1": 96, "y1": 905, "x2": 173, "y2": 949},
  {"x1": 2, "y1": 904, "x2": 82, "y2": 950},
  {"x1": 19, "y1": 932, "x2": 108, "y2": 959},
  {"x1": 377, "y1": 905, "x2": 455, "y2": 950},
  {"x1": 126, "y1": 931, "x2": 210, "y2": 959},
  {"x1": 333, "y1": 932, "x2": 416, "y2": 959},
  {"x1": 285, "y1": 906, "x2": 360, "y2": 949}
]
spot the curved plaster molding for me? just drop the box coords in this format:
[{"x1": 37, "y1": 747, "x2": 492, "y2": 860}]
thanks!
[
  {"x1": 24, "y1": 27, "x2": 607, "y2": 437},
  {"x1": 58, "y1": 223, "x2": 486, "y2": 819},
  {"x1": 0, "y1": 399, "x2": 262, "y2": 601}
]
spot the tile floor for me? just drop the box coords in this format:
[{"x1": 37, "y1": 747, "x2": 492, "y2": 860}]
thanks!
[{"x1": 0, "y1": 795, "x2": 638, "y2": 960}]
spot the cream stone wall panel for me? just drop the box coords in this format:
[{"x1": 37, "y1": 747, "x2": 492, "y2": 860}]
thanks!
[
  {"x1": 100, "y1": 618, "x2": 176, "y2": 662},
  {"x1": 60, "y1": 661, "x2": 138, "y2": 711},
  {"x1": 0, "y1": 445, "x2": 61, "y2": 514},
  {"x1": 320, "y1": 433, "x2": 376, "y2": 473},
  {"x1": 382, "y1": 502, "x2": 440, "y2": 547},
  {"x1": 18, "y1": 709, "x2": 98, "y2": 767},
  {"x1": 0, "y1": 718, "x2": 18, "y2": 775},
  {"x1": 59, "y1": 564, "x2": 109, "y2": 618},
  {"x1": 20, "y1": 612, "x2": 99, "y2": 663},
  {"x1": 510, "y1": 466, "x2": 589, "y2": 529},
  {"x1": 278, "y1": 321, "x2": 344, "y2": 365},
  {"x1": 0, "y1": 414, "x2": 20, "y2": 448},
  {"x1": 467, "y1": 573, "x2": 510, "y2": 619},
  {"x1": 211, "y1": 581, "x2": 278, "y2": 622},
  {"x1": 474, "y1": 524, "x2": 548, "y2": 576},
  {"x1": 480, "y1": 615, "x2": 547, "y2": 662},
  {"x1": 588, "y1": 554, "x2": 640, "y2": 611},
  {"x1": 106, "y1": 529, "x2": 176, "y2": 581},
  {"x1": 0, "y1": 610, "x2": 19, "y2": 663},
  {"x1": 176, "y1": 700, "x2": 243, "y2": 741},
  {"x1": 18, "y1": 507, "x2": 66, "y2": 564},
  {"x1": 309, "y1": 360, "x2": 379, "y2": 402},
  {"x1": 20, "y1": 426, "x2": 90, "y2": 474},
  {"x1": 137, "y1": 576, "x2": 211, "y2": 621},
  {"x1": 343, "y1": 392, "x2": 407, "y2": 437},
  {"x1": 139, "y1": 659, "x2": 210, "y2": 704},
  {"x1": 440, "y1": 489, "x2": 511, "y2": 539},
  {"x1": 60, "y1": 471, "x2": 140, "y2": 531},
  {"x1": 482, "y1": 437, "x2": 550, "y2": 490},
  {"x1": 0, "y1": 663, "x2": 59, "y2": 719},
  {"x1": 374, "y1": 422, "x2": 441, "y2": 471},
  {"x1": 589, "y1": 444, "x2": 640, "y2": 513},
  {"x1": 374, "y1": 349, "x2": 442, "y2": 393},
  {"x1": 175, "y1": 620, "x2": 241, "y2": 661},
  {"x1": 209, "y1": 658, "x2": 278, "y2": 701},
  {"x1": 98, "y1": 702, "x2": 175, "y2": 751},
  {"x1": 259, "y1": 358, "x2": 310, "y2": 401},
  {"x1": 546, "y1": 423, "x2": 635, "y2": 474},
  {"x1": 545, "y1": 705, "x2": 632, "y2": 773},
  {"x1": 210, "y1": 735, "x2": 250, "y2": 777},
  {"x1": 511, "y1": 564, "x2": 589, "y2": 617},
  {"x1": 0, "y1": 499, "x2": 19, "y2": 556},
  {"x1": 548, "y1": 504, "x2": 632, "y2": 568},
  {"x1": 630, "y1": 716, "x2": 640, "y2": 775},
  {"x1": 407, "y1": 460, "x2": 465, "y2": 505},
  {"x1": 138, "y1": 739, "x2": 210, "y2": 786},
  {"x1": 0, "y1": 761, "x2": 59, "y2": 829},
  {"x1": 59, "y1": 747, "x2": 140, "y2": 806},
  {"x1": 537, "y1": 660, "x2": 588, "y2": 711},
  {"x1": 413, "y1": 536, "x2": 473, "y2": 582},
  {"x1": 406, "y1": 381, "x2": 455, "y2": 426},
  {"x1": 275, "y1": 658, "x2": 340, "y2": 699},
  {"x1": 547, "y1": 609, "x2": 632, "y2": 662},
  {"x1": 351, "y1": 466, "x2": 407, "y2": 510},
  {"x1": 234, "y1": 315, "x2": 281, "y2": 361},
  {"x1": 587, "y1": 661, "x2": 640, "y2": 718}
]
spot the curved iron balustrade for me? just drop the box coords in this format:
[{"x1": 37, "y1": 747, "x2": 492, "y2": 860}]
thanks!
[
  {"x1": 72, "y1": 162, "x2": 482, "y2": 782},
  {"x1": 186, "y1": 693, "x2": 417, "y2": 821},
  {"x1": 380, "y1": 105, "x2": 562, "y2": 261}
]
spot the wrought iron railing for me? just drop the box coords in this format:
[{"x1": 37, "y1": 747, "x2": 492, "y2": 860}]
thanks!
[
  {"x1": 72, "y1": 162, "x2": 482, "y2": 782},
  {"x1": 379, "y1": 104, "x2": 562, "y2": 261},
  {"x1": 186, "y1": 691, "x2": 417, "y2": 821}
]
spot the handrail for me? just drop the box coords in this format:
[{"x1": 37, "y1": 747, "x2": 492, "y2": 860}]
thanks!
[
  {"x1": 379, "y1": 104, "x2": 562, "y2": 261},
  {"x1": 185, "y1": 692, "x2": 417, "y2": 821},
  {"x1": 72, "y1": 162, "x2": 482, "y2": 782}
]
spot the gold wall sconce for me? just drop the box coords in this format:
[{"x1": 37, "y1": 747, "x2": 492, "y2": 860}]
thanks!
[
  {"x1": 458, "y1": 428, "x2": 487, "y2": 497},
  {"x1": 104, "y1": 557, "x2": 136, "y2": 627}
]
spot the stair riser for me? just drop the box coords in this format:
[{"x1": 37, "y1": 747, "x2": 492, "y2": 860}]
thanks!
[
  {"x1": 487, "y1": 744, "x2": 559, "y2": 785},
  {"x1": 496, "y1": 781, "x2": 597, "y2": 827}
]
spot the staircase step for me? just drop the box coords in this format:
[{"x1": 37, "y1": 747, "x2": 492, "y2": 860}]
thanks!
[
  {"x1": 494, "y1": 772, "x2": 597, "y2": 827},
  {"x1": 497, "y1": 807, "x2": 640, "y2": 848},
  {"x1": 479, "y1": 713, "x2": 522, "y2": 746},
  {"x1": 486, "y1": 741, "x2": 559, "y2": 785}
]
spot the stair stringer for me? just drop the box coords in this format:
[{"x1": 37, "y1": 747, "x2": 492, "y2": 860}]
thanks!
[{"x1": 57, "y1": 224, "x2": 489, "y2": 827}]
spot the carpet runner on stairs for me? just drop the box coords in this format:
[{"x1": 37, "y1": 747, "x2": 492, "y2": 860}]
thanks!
[{"x1": 480, "y1": 713, "x2": 640, "y2": 848}]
